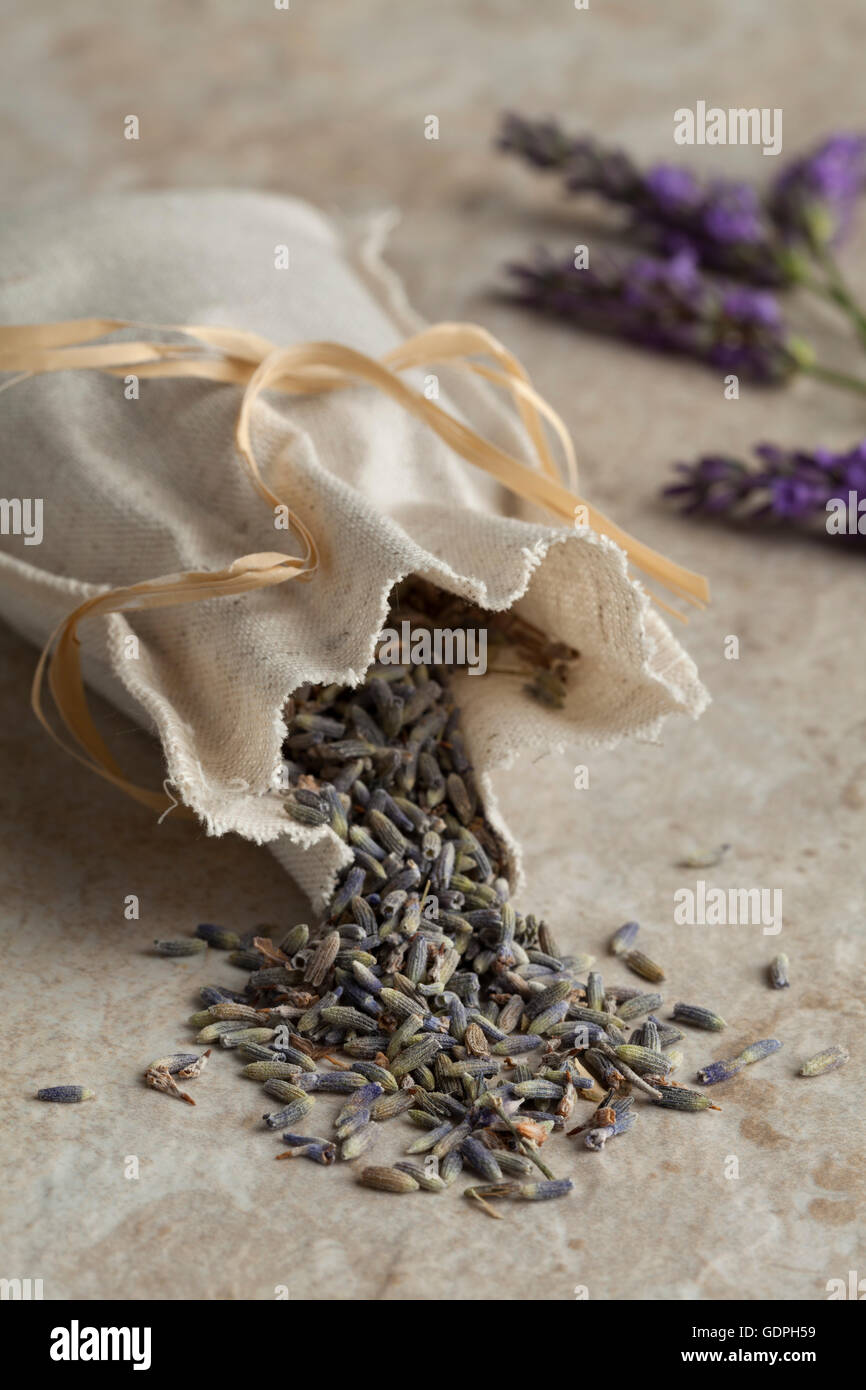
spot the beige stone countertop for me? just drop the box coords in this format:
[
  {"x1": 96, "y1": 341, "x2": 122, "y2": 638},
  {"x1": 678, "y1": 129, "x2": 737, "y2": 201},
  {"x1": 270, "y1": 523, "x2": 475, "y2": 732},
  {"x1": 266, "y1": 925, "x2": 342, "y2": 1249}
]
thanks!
[{"x1": 1, "y1": 0, "x2": 864, "y2": 1300}]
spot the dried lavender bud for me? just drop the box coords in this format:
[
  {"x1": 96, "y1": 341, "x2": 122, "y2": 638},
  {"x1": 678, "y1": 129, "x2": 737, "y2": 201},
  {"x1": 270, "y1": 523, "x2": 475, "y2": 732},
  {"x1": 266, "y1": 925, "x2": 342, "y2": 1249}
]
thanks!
[
  {"x1": 512, "y1": 1078, "x2": 563, "y2": 1100},
  {"x1": 465, "y1": 1177, "x2": 574, "y2": 1202},
  {"x1": 194, "y1": 923, "x2": 241, "y2": 950},
  {"x1": 276, "y1": 1133, "x2": 336, "y2": 1165},
  {"x1": 194, "y1": 1021, "x2": 248, "y2": 1041},
  {"x1": 672, "y1": 1002, "x2": 727, "y2": 1031},
  {"x1": 491, "y1": 1035, "x2": 542, "y2": 1056},
  {"x1": 220, "y1": 1027, "x2": 276, "y2": 1049},
  {"x1": 228, "y1": 949, "x2": 266, "y2": 971},
  {"x1": 633, "y1": 1020, "x2": 660, "y2": 1052},
  {"x1": 585, "y1": 971, "x2": 604, "y2": 1011},
  {"x1": 263, "y1": 1079, "x2": 308, "y2": 1105},
  {"x1": 358, "y1": 1166, "x2": 419, "y2": 1193},
  {"x1": 207, "y1": 1002, "x2": 269, "y2": 1023},
  {"x1": 461, "y1": 1135, "x2": 504, "y2": 1182},
  {"x1": 145, "y1": 1053, "x2": 196, "y2": 1076},
  {"x1": 799, "y1": 1045, "x2": 849, "y2": 1077},
  {"x1": 527, "y1": 1001, "x2": 570, "y2": 1035},
  {"x1": 653, "y1": 1085, "x2": 721, "y2": 1112},
  {"x1": 650, "y1": 1015, "x2": 684, "y2": 1048},
  {"x1": 390, "y1": 1036, "x2": 444, "y2": 1080},
  {"x1": 303, "y1": 1070, "x2": 371, "y2": 1094},
  {"x1": 614, "y1": 1044, "x2": 672, "y2": 1076},
  {"x1": 284, "y1": 796, "x2": 330, "y2": 826},
  {"x1": 241, "y1": 1061, "x2": 303, "y2": 1082},
  {"x1": 153, "y1": 938, "x2": 207, "y2": 957},
  {"x1": 697, "y1": 1037, "x2": 782, "y2": 1085},
  {"x1": 340, "y1": 1122, "x2": 378, "y2": 1161},
  {"x1": 199, "y1": 985, "x2": 245, "y2": 1006},
  {"x1": 369, "y1": 1090, "x2": 416, "y2": 1121},
  {"x1": 585, "y1": 1108, "x2": 636, "y2": 1150},
  {"x1": 617, "y1": 992, "x2": 664, "y2": 1022},
  {"x1": 439, "y1": 1149, "x2": 464, "y2": 1186},
  {"x1": 393, "y1": 1161, "x2": 446, "y2": 1192},
  {"x1": 623, "y1": 950, "x2": 666, "y2": 983},
  {"x1": 36, "y1": 1086, "x2": 95, "y2": 1103},
  {"x1": 262, "y1": 1096, "x2": 314, "y2": 1129},
  {"x1": 769, "y1": 954, "x2": 790, "y2": 989},
  {"x1": 609, "y1": 921, "x2": 639, "y2": 956},
  {"x1": 304, "y1": 930, "x2": 340, "y2": 987}
]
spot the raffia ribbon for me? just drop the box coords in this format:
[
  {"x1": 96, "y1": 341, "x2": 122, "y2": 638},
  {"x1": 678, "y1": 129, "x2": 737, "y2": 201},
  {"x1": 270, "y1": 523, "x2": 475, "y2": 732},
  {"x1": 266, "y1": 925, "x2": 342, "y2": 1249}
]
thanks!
[{"x1": 0, "y1": 317, "x2": 708, "y2": 816}]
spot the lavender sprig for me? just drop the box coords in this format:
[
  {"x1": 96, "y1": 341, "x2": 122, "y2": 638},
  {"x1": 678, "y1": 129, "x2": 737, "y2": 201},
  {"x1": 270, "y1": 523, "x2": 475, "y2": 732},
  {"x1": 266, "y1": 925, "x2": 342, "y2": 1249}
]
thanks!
[
  {"x1": 499, "y1": 116, "x2": 866, "y2": 290},
  {"x1": 507, "y1": 246, "x2": 807, "y2": 383},
  {"x1": 498, "y1": 113, "x2": 799, "y2": 286},
  {"x1": 663, "y1": 440, "x2": 866, "y2": 529}
]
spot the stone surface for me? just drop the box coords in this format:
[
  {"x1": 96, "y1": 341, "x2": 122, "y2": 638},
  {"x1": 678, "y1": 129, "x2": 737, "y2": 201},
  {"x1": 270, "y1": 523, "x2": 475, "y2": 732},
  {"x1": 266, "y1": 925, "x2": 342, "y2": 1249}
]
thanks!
[{"x1": 1, "y1": 0, "x2": 864, "y2": 1301}]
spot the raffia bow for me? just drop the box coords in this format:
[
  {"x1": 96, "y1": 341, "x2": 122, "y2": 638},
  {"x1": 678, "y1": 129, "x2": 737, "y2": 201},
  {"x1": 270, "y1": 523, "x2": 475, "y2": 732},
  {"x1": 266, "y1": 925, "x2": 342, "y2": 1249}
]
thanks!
[{"x1": 0, "y1": 317, "x2": 708, "y2": 815}]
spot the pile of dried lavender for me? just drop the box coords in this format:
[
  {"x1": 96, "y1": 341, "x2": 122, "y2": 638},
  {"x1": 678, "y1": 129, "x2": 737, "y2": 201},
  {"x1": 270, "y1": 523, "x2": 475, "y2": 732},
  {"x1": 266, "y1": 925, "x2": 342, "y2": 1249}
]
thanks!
[{"x1": 147, "y1": 638, "x2": 797, "y2": 1215}]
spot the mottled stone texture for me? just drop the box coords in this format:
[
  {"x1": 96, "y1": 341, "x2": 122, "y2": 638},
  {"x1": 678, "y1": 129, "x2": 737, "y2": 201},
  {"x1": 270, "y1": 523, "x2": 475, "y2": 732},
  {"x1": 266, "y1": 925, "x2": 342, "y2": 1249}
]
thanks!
[{"x1": 1, "y1": 1, "x2": 864, "y2": 1300}]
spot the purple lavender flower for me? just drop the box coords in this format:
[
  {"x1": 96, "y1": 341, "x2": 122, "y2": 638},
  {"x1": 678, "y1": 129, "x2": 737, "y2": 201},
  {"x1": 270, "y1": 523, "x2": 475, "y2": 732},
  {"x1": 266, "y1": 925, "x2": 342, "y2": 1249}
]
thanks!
[
  {"x1": 506, "y1": 247, "x2": 801, "y2": 382},
  {"x1": 645, "y1": 165, "x2": 702, "y2": 213},
  {"x1": 771, "y1": 134, "x2": 866, "y2": 246},
  {"x1": 498, "y1": 114, "x2": 794, "y2": 284},
  {"x1": 663, "y1": 456, "x2": 756, "y2": 515},
  {"x1": 664, "y1": 440, "x2": 866, "y2": 531}
]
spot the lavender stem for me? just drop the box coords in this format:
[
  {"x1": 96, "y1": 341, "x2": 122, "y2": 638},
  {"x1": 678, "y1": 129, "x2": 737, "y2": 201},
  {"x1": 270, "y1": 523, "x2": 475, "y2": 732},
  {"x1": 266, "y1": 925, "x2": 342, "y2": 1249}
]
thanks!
[{"x1": 803, "y1": 362, "x2": 866, "y2": 396}]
